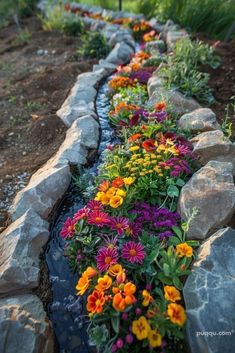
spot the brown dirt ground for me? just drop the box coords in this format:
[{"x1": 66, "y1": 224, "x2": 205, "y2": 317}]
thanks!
[
  {"x1": 0, "y1": 16, "x2": 97, "y2": 228},
  {"x1": 199, "y1": 36, "x2": 235, "y2": 135}
]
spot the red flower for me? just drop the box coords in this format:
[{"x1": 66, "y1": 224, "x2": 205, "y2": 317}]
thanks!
[
  {"x1": 142, "y1": 139, "x2": 156, "y2": 152},
  {"x1": 122, "y1": 241, "x2": 146, "y2": 264},
  {"x1": 87, "y1": 210, "x2": 111, "y2": 227},
  {"x1": 96, "y1": 247, "x2": 119, "y2": 272},
  {"x1": 73, "y1": 207, "x2": 90, "y2": 222},
  {"x1": 112, "y1": 177, "x2": 124, "y2": 188}
]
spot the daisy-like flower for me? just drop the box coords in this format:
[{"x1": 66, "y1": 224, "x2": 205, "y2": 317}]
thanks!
[
  {"x1": 87, "y1": 200, "x2": 103, "y2": 211},
  {"x1": 122, "y1": 241, "x2": 146, "y2": 264},
  {"x1": 96, "y1": 247, "x2": 119, "y2": 272},
  {"x1": 109, "y1": 217, "x2": 130, "y2": 235},
  {"x1": 73, "y1": 207, "x2": 90, "y2": 222},
  {"x1": 87, "y1": 210, "x2": 111, "y2": 227},
  {"x1": 60, "y1": 217, "x2": 76, "y2": 239}
]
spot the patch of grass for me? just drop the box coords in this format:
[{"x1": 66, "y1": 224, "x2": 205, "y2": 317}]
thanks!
[
  {"x1": 158, "y1": 37, "x2": 220, "y2": 103},
  {"x1": 13, "y1": 28, "x2": 32, "y2": 45},
  {"x1": 136, "y1": 0, "x2": 235, "y2": 40}
]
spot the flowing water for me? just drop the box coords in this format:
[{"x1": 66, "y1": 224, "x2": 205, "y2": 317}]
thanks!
[{"x1": 45, "y1": 78, "x2": 118, "y2": 353}]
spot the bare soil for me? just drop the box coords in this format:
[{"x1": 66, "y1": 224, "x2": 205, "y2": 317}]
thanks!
[{"x1": 0, "y1": 16, "x2": 97, "y2": 228}]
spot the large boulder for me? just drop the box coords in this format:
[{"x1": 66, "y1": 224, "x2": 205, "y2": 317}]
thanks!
[
  {"x1": 183, "y1": 227, "x2": 235, "y2": 353},
  {"x1": 105, "y1": 41, "x2": 134, "y2": 65},
  {"x1": 166, "y1": 30, "x2": 188, "y2": 51},
  {"x1": 0, "y1": 294, "x2": 54, "y2": 353},
  {"x1": 178, "y1": 161, "x2": 235, "y2": 239},
  {"x1": 191, "y1": 130, "x2": 235, "y2": 173},
  {"x1": 52, "y1": 115, "x2": 100, "y2": 168},
  {"x1": 0, "y1": 210, "x2": 49, "y2": 293},
  {"x1": 178, "y1": 108, "x2": 220, "y2": 134},
  {"x1": 10, "y1": 163, "x2": 70, "y2": 221}
]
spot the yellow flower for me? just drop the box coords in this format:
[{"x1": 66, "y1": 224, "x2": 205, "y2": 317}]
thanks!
[
  {"x1": 142, "y1": 290, "x2": 152, "y2": 307},
  {"x1": 123, "y1": 177, "x2": 135, "y2": 185},
  {"x1": 116, "y1": 189, "x2": 126, "y2": 197},
  {"x1": 106, "y1": 187, "x2": 117, "y2": 198},
  {"x1": 95, "y1": 275, "x2": 112, "y2": 292},
  {"x1": 167, "y1": 303, "x2": 186, "y2": 326},
  {"x1": 94, "y1": 191, "x2": 105, "y2": 201},
  {"x1": 129, "y1": 146, "x2": 140, "y2": 151},
  {"x1": 176, "y1": 243, "x2": 193, "y2": 258},
  {"x1": 132, "y1": 316, "x2": 150, "y2": 340},
  {"x1": 109, "y1": 195, "x2": 123, "y2": 208},
  {"x1": 164, "y1": 286, "x2": 181, "y2": 302},
  {"x1": 148, "y1": 329, "x2": 162, "y2": 348},
  {"x1": 100, "y1": 193, "x2": 110, "y2": 205}
]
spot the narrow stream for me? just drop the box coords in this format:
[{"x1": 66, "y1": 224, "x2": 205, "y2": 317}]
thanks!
[{"x1": 45, "y1": 78, "x2": 118, "y2": 353}]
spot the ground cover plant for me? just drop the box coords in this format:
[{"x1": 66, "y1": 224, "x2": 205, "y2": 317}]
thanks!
[{"x1": 60, "y1": 39, "x2": 201, "y2": 352}]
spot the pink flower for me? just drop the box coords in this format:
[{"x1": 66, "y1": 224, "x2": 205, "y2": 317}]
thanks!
[
  {"x1": 122, "y1": 241, "x2": 145, "y2": 264},
  {"x1": 60, "y1": 217, "x2": 76, "y2": 239},
  {"x1": 87, "y1": 200, "x2": 103, "y2": 211},
  {"x1": 73, "y1": 207, "x2": 89, "y2": 222},
  {"x1": 109, "y1": 217, "x2": 130, "y2": 235},
  {"x1": 87, "y1": 210, "x2": 111, "y2": 227},
  {"x1": 96, "y1": 247, "x2": 119, "y2": 272}
]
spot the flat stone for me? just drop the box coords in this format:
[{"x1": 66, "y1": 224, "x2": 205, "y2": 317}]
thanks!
[
  {"x1": 191, "y1": 130, "x2": 235, "y2": 173},
  {"x1": 0, "y1": 294, "x2": 54, "y2": 353},
  {"x1": 183, "y1": 227, "x2": 235, "y2": 353},
  {"x1": 108, "y1": 29, "x2": 135, "y2": 49},
  {"x1": 178, "y1": 161, "x2": 235, "y2": 239},
  {"x1": 57, "y1": 100, "x2": 96, "y2": 128},
  {"x1": 93, "y1": 61, "x2": 116, "y2": 75},
  {"x1": 10, "y1": 164, "x2": 70, "y2": 221},
  {"x1": 0, "y1": 210, "x2": 49, "y2": 293},
  {"x1": 166, "y1": 30, "x2": 189, "y2": 51},
  {"x1": 178, "y1": 108, "x2": 220, "y2": 133},
  {"x1": 53, "y1": 115, "x2": 100, "y2": 167},
  {"x1": 105, "y1": 42, "x2": 134, "y2": 65}
]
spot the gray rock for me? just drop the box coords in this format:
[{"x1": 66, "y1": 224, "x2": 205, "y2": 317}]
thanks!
[
  {"x1": 57, "y1": 100, "x2": 96, "y2": 128},
  {"x1": 178, "y1": 161, "x2": 235, "y2": 239},
  {"x1": 103, "y1": 24, "x2": 120, "y2": 41},
  {"x1": 0, "y1": 210, "x2": 49, "y2": 293},
  {"x1": 10, "y1": 164, "x2": 70, "y2": 221},
  {"x1": 53, "y1": 115, "x2": 100, "y2": 167},
  {"x1": 166, "y1": 30, "x2": 188, "y2": 51},
  {"x1": 183, "y1": 227, "x2": 235, "y2": 353},
  {"x1": 146, "y1": 40, "x2": 166, "y2": 54},
  {"x1": 178, "y1": 108, "x2": 220, "y2": 133},
  {"x1": 93, "y1": 60, "x2": 116, "y2": 75},
  {"x1": 108, "y1": 29, "x2": 135, "y2": 49},
  {"x1": 191, "y1": 130, "x2": 235, "y2": 173},
  {"x1": 147, "y1": 74, "x2": 165, "y2": 96},
  {"x1": 0, "y1": 294, "x2": 54, "y2": 353},
  {"x1": 105, "y1": 42, "x2": 134, "y2": 65}
]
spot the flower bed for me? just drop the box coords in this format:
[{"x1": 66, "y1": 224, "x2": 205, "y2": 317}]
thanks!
[{"x1": 60, "y1": 39, "x2": 201, "y2": 352}]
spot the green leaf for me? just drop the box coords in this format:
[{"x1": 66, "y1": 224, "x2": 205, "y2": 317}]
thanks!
[
  {"x1": 173, "y1": 276, "x2": 183, "y2": 290},
  {"x1": 163, "y1": 263, "x2": 170, "y2": 276},
  {"x1": 167, "y1": 185, "x2": 179, "y2": 198},
  {"x1": 172, "y1": 226, "x2": 183, "y2": 238},
  {"x1": 111, "y1": 315, "x2": 120, "y2": 334},
  {"x1": 176, "y1": 178, "x2": 186, "y2": 187}
]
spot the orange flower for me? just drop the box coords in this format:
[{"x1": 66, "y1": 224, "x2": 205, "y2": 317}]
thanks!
[
  {"x1": 176, "y1": 243, "x2": 193, "y2": 258},
  {"x1": 142, "y1": 139, "x2": 156, "y2": 152},
  {"x1": 113, "y1": 292, "x2": 126, "y2": 311},
  {"x1": 108, "y1": 264, "x2": 123, "y2": 277},
  {"x1": 116, "y1": 270, "x2": 126, "y2": 284},
  {"x1": 142, "y1": 289, "x2": 152, "y2": 306},
  {"x1": 124, "y1": 282, "x2": 136, "y2": 305},
  {"x1": 167, "y1": 303, "x2": 186, "y2": 326},
  {"x1": 106, "y1": 187, "x2": 117, "y2": 198},
  {"x1": 98, "y1": 180, "x2": 110, "y2": 192},
  {"x1": 86, "y1": 290, "x2": 106, "y2": 314},
  {"x1": 109, "y1": 76, "x2": 134, "y2": 90},
  {"x1": 155, "y1": 101, "x2": 166, "y2": 111},
  {"x1": 128, "y1": 133, "x2": 142, "y2": 142},
  {"x1": 164, "y1": 286, "x2": 181, "y2": 302},
  {"x1": 76, "y1": 275, "x2": 90, "y2": 295},
  {"x1": 95, "y1": 275, "x2": 112, "y2": 292},
  {"x1": 112, "y1": 176, "x2": 124, "y2": 188},
  {"x1": 83, "y1": 267, "x2": 98, "y2": 279}
]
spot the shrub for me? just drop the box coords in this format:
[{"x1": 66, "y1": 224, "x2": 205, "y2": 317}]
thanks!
[
  {"x1": 80, "y1": 32, "x2": 110, "y2": 59},
  {"x1": 41, "y1": 5, "x2": 84, "y2": 36}
]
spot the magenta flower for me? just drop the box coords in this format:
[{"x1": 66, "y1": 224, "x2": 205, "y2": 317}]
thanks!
[
  {"x1": 122, "y1": 241, "x2": 145, "y2": 264},
  {"x1": 109, "y1": 216, "x2": 130, "y2": 235},
  {"x1": 73, "y1": 207, "x2": 89, "y2": 222},
  {"x1": 60, "y1": 217, "x2": 76, "y2": 239},
  {"x1": 96, "y1": 247, "x2": 119, "y2": 272},
  {"x1": 87, "y1": 200, "x2": 103, "y2": 211},
  {"x1": 87, "y1": 210, "x2": 111, "y2": 227}
]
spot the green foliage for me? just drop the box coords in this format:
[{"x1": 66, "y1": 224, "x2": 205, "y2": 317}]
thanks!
[
  {"x1": 40, "y1": 5, "x2": 84, "y2": 36},
  {"x1": 80, "y1": 32, "x2": 110, "y2": 59},
  {"x1": 159, "y1": 38, "x2": 220, "y2": 103},
  {"x1": 0, "y1": 0, "x2": 37, "y2": 28},
  {"x1": 136, "y1": 0, "x2": 235, "y2": 40},
  {"x1": 221, "y1": 97, "x2": 235, "y2": 140}
]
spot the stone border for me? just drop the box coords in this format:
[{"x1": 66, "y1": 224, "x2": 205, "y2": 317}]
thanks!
[{"x1": 1, "y1": 3, "x2": 235, "y2": 353}]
